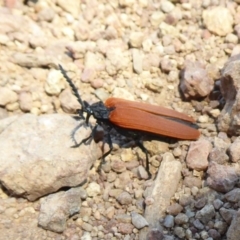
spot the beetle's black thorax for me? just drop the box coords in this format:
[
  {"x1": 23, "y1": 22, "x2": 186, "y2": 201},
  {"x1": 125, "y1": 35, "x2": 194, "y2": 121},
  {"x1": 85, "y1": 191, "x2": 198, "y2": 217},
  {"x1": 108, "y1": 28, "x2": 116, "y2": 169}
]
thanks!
[{"x1": 89, "y1": 101, "x2": 114, "y2": 121}]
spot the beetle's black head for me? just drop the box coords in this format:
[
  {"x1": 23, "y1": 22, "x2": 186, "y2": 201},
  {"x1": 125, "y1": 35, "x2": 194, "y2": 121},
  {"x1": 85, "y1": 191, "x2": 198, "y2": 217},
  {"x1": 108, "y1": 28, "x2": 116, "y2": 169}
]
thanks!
[
  {"x1": 89, "y1": 101, "x2": 113, "y2": 120},
  {"x1": 78, "y1": 100, "x2": 114, "y2": 125}
]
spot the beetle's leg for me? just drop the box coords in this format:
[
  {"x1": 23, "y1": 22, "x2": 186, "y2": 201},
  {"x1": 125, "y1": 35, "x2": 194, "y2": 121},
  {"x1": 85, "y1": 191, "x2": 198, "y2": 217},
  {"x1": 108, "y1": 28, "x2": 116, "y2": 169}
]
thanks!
[
  {"x1": 72, "y1": 125, "x2": 97, "y2": 148},
  {"x1": 135, "y1": 139, "x2": 151, "y2": 179},
  {"x1": 71, "y1": 134, "x2": 92, "y2": 148},
  {"x1": 97, "y1": 129, "x2": 113, "y2": 173},
  {"x1": 71, "y1": 117, "x2": 94, "y2": 146},
  {"x1": 101, "y1": 131, "x2": 113, "y2": 162},
  {"x1": 70, "y1": 122, "x2": 85, "y2": 145}
]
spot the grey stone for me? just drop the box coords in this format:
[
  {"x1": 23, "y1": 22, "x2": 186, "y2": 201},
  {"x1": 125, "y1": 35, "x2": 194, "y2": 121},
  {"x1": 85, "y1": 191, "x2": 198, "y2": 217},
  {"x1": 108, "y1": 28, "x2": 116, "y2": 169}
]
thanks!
[
  {"x1": 163, "y1": 215, "x2": 174, "y2": 228},
  {"x1": 174, "y1": 226, "x2": 185, "y2": 238},
  {"x1": 196, "y1": 204, "x2": 216, "y2": 224},
  {"x1": 140, "y1": 153, "x2": 182, "y2": 239},
  {"x1": 224, "y1": 188, "x2": 240, "y2": 202},
  {"x1": 213, "y1": 199, "x2": 224, "y2": 210},
  {"x1": 174, "y1": 213, "x2": 189, "y2": 225},
  {"x1": 227, "y1": 209, "x2": 240, "y2": 240},
  {"x1": 219, "y1": 208, "x2": 236, "y2": 224},
  {"x1": 117, "y1": 191, "x2": 132, "y2": 205},
  {"x1": 131, "y1": 212, "x2": 149, "y2": 229},
  {"x1": 193, "y1": 219, "x2": 204, "y2": 230}
]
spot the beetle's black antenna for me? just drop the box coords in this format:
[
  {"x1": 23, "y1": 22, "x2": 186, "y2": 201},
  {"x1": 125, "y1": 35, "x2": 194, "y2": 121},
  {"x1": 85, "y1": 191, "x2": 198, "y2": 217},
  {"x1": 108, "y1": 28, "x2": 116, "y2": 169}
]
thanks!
[{"x1": 59, "y1": 64, "x2": 85, "y2": 111}]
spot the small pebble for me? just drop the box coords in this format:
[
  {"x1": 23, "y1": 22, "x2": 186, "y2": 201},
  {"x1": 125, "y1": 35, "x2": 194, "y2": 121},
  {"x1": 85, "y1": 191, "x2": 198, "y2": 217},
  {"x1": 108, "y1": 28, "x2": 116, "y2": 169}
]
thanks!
[
  {"x1": 86, "y1": 182, "x2": 101, "y2": 197},
  {"x1": 117, "y1": 192, "x2": 132, "y2": 205},
  {"x1": 131, "y1": 212, "x2": 149, "y2": 229},
  {"x1": 163, "y1": 215, "x2": 174, "y2": 228}
]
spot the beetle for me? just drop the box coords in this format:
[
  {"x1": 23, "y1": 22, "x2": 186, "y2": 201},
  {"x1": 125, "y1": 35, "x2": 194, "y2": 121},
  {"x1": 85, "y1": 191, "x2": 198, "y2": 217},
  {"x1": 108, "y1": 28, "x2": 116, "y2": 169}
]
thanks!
[{"x1": 59, "y1": 64, "x2": 200, "y2": 176}]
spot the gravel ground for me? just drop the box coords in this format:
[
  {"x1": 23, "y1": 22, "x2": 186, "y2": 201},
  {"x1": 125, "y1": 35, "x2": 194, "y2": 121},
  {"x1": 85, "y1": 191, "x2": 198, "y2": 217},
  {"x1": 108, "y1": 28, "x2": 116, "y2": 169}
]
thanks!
[{"x1": 0, "y1": 0, "x2": 240, "y2": 240}]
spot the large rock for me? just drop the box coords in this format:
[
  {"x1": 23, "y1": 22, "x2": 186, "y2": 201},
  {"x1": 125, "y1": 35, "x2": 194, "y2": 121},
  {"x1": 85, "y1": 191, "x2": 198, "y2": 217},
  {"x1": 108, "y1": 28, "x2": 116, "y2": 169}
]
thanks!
[
  {"x1": 207, "y1": 162, "x2": 239, "y2": 193},
  {"x1": 180, "y1": 61, "x2": 213, "y2": 99},
  {"x1": 227, "y1": 209, "x2": 240, "y2": 240},
  {"x1": 139, "y1": 153, "x2": 182, "y2": 239},
  {"x1": 218, "y1": 55, "x2": 240, "y2": 136},
  {"x1": 0, "y1": 114, "x2": 101, "y2": 201},
  {"x1": 186, "y1": 139, "x2": 212, "y2": 171}
]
